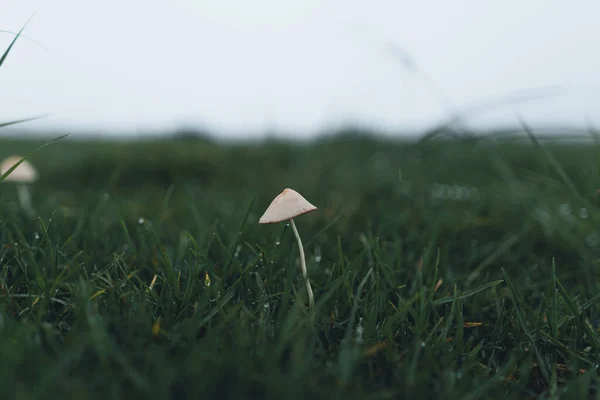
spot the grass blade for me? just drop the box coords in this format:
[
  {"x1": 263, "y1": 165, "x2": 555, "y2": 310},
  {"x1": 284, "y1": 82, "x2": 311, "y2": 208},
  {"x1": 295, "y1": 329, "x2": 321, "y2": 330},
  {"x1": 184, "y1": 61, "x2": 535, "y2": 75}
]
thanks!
[
  {"x1": 0, "y1": 133, "x2": 70, "y2": 185},
  {"x1": 433, "y1": 280, "x2": 504, "y2": 305},
  {"x1": 0, "y1": 16, "x2": 32, "y2": 68},
  {"x1": 501, "y1": 267, "x2": 550, "y2": 385}
]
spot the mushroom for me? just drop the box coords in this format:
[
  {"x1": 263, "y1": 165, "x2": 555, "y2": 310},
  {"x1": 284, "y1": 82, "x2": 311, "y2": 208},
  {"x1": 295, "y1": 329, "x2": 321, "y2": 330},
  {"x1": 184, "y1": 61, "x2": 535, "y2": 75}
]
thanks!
[
  {"x1": 0, "y1": 155, "x2": 38, "y2": 217},
  {"x1": 259, "y1": 188, "x2": 317, "y2": 311}
]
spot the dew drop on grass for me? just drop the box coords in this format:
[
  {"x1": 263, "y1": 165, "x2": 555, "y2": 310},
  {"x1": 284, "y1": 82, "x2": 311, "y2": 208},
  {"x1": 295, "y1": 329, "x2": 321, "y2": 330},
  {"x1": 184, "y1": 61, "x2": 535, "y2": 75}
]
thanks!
[
  {"x1": 355, "y1": 317, "x2": 364, "y2": 344},
  {"x1": 234, "y1": 244, "x2": 242, "y2": 258},
  {"x1": 138, "y1": 217, "x2": 145, "y2": 225},
  {"x1": 440, "y1": 185, "x2": 450, "y2": 200},
  {"x1": 34, "y1": 233, "x2": 40, "y2": 240},
  {"x1": 586, "y1": 232, "x2": 600, "y2": 247},
  {"x1": 559, "y1": 203, "x2": 571, "y2": 216},
  {"x1": 313, "y1": 246, "x2": 322, "y2": 263},
  {"x1": 460, "y1": 186, "x2": 471, "y2": 200},
  {"x1": 451, "y1": 185, "x2": 462, "y2": 200},
  {"x1": 421, "y1": 341, "x2": 425, "y2": 348},
  {"x1": 275, "y1": 241, "x2": 280, "y2": 246}
]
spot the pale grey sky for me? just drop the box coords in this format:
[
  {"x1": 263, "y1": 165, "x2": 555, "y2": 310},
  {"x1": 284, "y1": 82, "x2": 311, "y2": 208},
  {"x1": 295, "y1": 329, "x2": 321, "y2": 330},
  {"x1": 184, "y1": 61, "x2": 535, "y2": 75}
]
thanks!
[{"x1": 1, "y1": 1, "x2": 599, "y2": 138}]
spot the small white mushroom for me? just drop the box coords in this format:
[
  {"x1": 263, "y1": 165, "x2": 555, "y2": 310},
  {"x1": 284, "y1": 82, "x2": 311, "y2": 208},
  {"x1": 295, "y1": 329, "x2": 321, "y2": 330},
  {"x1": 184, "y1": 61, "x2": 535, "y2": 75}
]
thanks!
[
  {"x1": 0, "y1": 155, "x2": 38, "y2": 217},
  {"x1": 259, "y1": 188, "x2": 317, "y2": 311}
]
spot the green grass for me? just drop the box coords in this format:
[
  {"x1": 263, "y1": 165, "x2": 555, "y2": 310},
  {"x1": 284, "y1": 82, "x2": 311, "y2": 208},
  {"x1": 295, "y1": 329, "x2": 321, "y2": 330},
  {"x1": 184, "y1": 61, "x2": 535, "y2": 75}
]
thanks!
[{"x1": 0, "y1": 131, "x2": 599, "y2": 399}]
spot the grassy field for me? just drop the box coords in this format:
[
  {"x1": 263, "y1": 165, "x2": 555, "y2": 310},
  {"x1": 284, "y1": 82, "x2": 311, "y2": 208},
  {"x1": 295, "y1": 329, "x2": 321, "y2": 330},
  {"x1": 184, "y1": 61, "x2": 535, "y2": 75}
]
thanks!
[{"x1": 0, "y1": 131, "x2": 599, "y2": 399}]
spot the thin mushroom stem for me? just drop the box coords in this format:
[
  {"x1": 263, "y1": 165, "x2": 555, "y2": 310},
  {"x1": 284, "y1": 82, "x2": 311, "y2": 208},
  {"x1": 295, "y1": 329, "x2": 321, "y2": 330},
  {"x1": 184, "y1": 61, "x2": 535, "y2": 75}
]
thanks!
[
  {"x1": 17, "y1": 184, "x2": 35, "y2": 217},
  {"x1": 289, "y1": 218, "x2": 314, "y2": 311}
]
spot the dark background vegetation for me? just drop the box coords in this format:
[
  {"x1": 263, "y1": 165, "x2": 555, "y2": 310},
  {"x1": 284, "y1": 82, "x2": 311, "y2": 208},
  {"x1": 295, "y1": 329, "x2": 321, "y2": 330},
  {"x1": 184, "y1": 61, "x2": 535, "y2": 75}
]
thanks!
[{"x1": 1, "y1": 128, "x2": 600, "y2": 398}]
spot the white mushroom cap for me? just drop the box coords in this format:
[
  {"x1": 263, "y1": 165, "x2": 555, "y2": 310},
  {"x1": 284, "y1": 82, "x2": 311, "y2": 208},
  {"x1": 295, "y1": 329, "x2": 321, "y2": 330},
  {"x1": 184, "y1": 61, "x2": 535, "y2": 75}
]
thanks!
[
  {"x1": 259, "y1": 188, "x2": 317, "y2": 224},
  {"x1": 0, "y1": 155, "x2": 38, "y2": 183}
]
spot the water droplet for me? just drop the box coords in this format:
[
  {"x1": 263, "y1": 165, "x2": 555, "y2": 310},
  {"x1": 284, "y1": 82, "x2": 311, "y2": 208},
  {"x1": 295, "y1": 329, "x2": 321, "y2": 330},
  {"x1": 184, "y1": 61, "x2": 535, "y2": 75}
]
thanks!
[
  {"x1": 430, "y1": 183, "x2": 444, "y2": 200},
  {"x1": 275, "y1": 241, "x2": 280, "y2": 246},
  {"x1": 355, "y1": 317, "x2": 364, "y2": 344},
  {"x1": 34, "y1": 233, "x2": 40, "y2": 240},
  {"x1": 234, "y1": 244, "x2": 242, "y2": 258},
  {"x1": 460, "y1": 186, "x2": 471, "y2": 200},
  {"x1": 451, "y1": 185, "x2": 462, "y2": 200},
  {"x1": 314, "y1": 255, "x2": 322, "y2": 263},
  {"x1": 421, "y1": 341, "x2": 426, "y2": 348},
  {"x1": 138, "y1": 217, "x2": 145, "y2": 225},
  {"x1": 263, "y1": 303, "x2": 269, "y2": 310},
  {"x1": 586, "y1": 232, "x2": 600, "y2": 247},
  {"x1": 533, "y1": 206, "x2": 552, "y2": 227},
  {"x1": 440, "y1": 185, "x2": 450, "y2": 200},
  {"x1": 559, "y1": 203, "x2": 571, "y2": 216}
]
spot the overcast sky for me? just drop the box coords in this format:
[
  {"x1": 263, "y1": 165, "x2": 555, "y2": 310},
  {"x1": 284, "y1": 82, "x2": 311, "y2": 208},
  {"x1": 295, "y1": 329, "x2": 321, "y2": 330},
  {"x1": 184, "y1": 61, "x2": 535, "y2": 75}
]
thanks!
[{"x1": 1, "y1": 1, "x2": 599, "y2": 138}]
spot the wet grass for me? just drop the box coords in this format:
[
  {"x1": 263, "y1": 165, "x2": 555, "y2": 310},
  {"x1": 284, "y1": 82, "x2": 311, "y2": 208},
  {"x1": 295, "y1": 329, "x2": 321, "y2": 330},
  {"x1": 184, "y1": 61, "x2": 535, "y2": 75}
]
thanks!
[{"x1": 0, "y1": 131, "x2": 599, "y2": 399}]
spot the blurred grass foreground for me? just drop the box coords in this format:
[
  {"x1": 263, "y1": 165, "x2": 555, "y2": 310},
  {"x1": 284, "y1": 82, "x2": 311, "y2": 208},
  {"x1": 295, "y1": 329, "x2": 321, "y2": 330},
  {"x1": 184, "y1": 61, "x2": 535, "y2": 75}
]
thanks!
[{"x1": 1, "y1": 129, "x2": 600, "y2": 399}]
